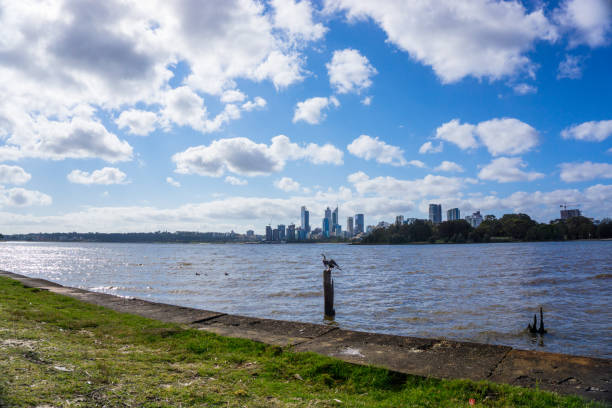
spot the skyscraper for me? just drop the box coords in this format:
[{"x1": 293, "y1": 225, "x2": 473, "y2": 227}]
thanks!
[
  {"x1": 265, "y1": 225, "x2": 272, "y2": 241},
  {"x1": 287, "y1": 224, "x2": 295, "y2": 241},
  {"x1": 395, "y1": 215, "x2": 404, "y2": 225},
  {"x1": 332, "y1": 206, "x2": 338, "y2": 235},
  {"x1": 347, "y1": 216, "x2": 354, "y2": 236},
  {"x1": 277, "y1": 224, "x2": 286, "y2": 240},
  {"x1": 355, "y1": 213, "x2": 364, "y2": 234},
  {"x1": 324, "y1": 206, "x2": 332, "y2": 237},
  {"x1": 322, "y1": 217, "x2": 330, "y2": 238},
  {"x1": 301, "y1": 206, "x2": 310, "y2": 233},
  {"x1": 447, "y1": 208, "x2": 460, "y2": 221},
  {"x1": 429, "y1": 204, "x2": 442, "y2": 224}
]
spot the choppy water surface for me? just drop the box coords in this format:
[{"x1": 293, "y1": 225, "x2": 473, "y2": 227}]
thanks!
[{"x1": 1, "y1": 241, "x2": 611, "y2": 358}]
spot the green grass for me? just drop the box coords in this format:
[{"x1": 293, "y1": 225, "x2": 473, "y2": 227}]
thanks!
[{"x1": 0, "y1": 276, "x2": 604, "y2": 407}]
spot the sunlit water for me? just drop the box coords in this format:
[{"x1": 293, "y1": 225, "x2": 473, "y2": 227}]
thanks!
[{"x1": 1, "y1": 241, "x2": 611, "y2": 359}]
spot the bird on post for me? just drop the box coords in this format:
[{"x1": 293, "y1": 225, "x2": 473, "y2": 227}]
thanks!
[{"x1": 321, "y1": 254, "x2": 341, "y2": 271}]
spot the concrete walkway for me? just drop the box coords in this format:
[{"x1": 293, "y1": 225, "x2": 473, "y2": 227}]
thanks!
[{"x1": 1, "y1": 270, "x2": 609, "y2": 403}]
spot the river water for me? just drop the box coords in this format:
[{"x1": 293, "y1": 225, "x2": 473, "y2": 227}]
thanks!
[{"x1": 1, "y1": 241, "x2": 610, "y2": 359}]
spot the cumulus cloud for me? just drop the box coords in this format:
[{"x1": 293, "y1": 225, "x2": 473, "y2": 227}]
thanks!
[
  {"x1": 0, "y1": 165, "x2": 31, "y2": 185},
  {"x1": 554, "y1": 0, "x2": 612, "y2": 48},
  {"x1": 326, "y1": 0, "x2": 557, "y2": 83},
  {"x1": 559, "y1": 161, "x2": 612, "y2": 182},
  {"x1": 513, "y1": 83, "x2": 537, "y2": 95},
  {"x1": 275, "y1": 177, "x2": 301, "y2": 191},
  {"x1": 67, "y1": 167, "x2": 128, "y2": 185},
  {"x1": 166, "y1": 177, "x2": 181, "y2": 187},
  {"x1": 172, "y1": 135, "x2": 343, "y2": 177},
  {"x1": 220, "y1": 90, "x2": 247, "y2": 104},
  {"x1": 0, "y1": 187, "x2": 52, "y2": 208},
  {"x1": 326, "y1": 49, "x2": 377, "y2": 94},
  {"x1": 293, "y1": 96, "x2": 339, "y2": 124},
  {"x1": 419, "y1": 141, "x2": 443, "y2": 154},
  {"x1": 347, "y1": 135, "x2": 407, "y2": 166},
  {"x1": 271, "y1": 0, "x2": 327, "y2": 42},
  {"x1": 348, "y1": 171, "x2": 464, "y2": 200},
  {"x1": 434, "y1": 161, "x2": 464, "y2": 173},
  {"x1": 436, "y1": 118, "x2": 539, "y2": 156},
  {"x1": 561, "y1": 120, "x2": 612, "y2": 142},
  {"x1": 241, "y1": 97, "x2": 267, "y2": 112},
  {"x1": 478, "y1": 157, "x2": 545, "y2": 183},
  {"x1": 557, "y1": 54, "x2": 584, "y2": 79},
  {"x1": 408, "y1": 160, "x2": 426, "y2": 168},
  {"x1": 115, "y1": 109, "x2": 158, "y2": 136},
  {"x1": 225, "y1": 176, "x2": 248, "y2": 186},
  {"x1": 361, "y1": 96, "x2": 372, "y2": 106}
]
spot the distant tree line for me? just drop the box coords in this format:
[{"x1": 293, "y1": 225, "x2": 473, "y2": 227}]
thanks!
[{"x1": 361, "y1": 215, "x2": 612, "y2": 244}]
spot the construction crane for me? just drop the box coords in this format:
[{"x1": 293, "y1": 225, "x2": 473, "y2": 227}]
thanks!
[
  {"x1": 560, "y1": 202, "x2": 580, "y2": 211},
  {"x1": 559, "y1": 203, "x2": 581, "y2": 220}
]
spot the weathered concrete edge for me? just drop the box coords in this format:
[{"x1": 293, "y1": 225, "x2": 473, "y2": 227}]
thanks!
[{"x1": 1, "y1": 270, "x2": 609, "y2": 404}]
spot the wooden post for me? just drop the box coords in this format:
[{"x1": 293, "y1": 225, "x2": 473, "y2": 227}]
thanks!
[{"x1": 323, "y1": 269, "x2": 335, "y2": 318}]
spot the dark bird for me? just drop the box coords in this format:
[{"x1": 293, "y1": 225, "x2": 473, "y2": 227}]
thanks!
[
  {"x1": 195, "y1": 272, "x2": 201, "y2": 276},
  {"x1": 224, "y1": 272, "x2": 229, "y2": 276},
  {"x1": 321, "y1": 254, "x2": 341, "y2": 271},
  {"x1": 527, "y1": 307, "x2": 547, "y2": 334}
]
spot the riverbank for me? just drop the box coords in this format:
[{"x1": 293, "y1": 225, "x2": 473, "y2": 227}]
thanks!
[{"x1": 1, "y1": 271, "x2": 609, "y2": 407}]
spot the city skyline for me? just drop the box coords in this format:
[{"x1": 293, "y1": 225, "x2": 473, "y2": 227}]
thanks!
[{"x1": 1, "y1": 1, "x2": 611, "y2": 234}]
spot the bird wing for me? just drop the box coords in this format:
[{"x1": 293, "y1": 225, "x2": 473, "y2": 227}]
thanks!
[{"x1": 329, "y1": 259, "x2": 341, "y2": 269}]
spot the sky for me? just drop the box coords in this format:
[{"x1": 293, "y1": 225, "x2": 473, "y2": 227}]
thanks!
[{"x1": 1, "y1": 0, "x2": 612, "y2": 234}]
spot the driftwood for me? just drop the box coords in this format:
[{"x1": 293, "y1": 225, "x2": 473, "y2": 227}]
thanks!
[
  {"x1": 323, "y1": 269, "x2": 335, "y2": 318},
  {"x1": 527, "y1": 307, "x2": 547, "y2": 334}
]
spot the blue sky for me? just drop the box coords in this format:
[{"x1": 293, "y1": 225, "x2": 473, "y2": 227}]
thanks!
[{"x1": 0, "y1": 0, "x2": 611, "y2": 233}]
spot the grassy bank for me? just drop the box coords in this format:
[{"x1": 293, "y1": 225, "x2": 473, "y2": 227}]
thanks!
[{"x1": 0, "y1": 276, "x2": 602, "y2": 407}]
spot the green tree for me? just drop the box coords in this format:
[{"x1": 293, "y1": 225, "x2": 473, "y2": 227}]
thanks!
[{"x1": 499, "y1": 213, "x2": 537, "y2": 240}]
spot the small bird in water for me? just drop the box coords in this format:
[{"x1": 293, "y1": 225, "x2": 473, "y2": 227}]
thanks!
[
  {"x1": 224, "y1": 272, "x2": 229, "y2": 276},
  {"x1": 321, "y1": 254, "x2": 341, "y2": 271},
  {"x1": 195, "y1": 272, "x2": 201, "y2": 276}
]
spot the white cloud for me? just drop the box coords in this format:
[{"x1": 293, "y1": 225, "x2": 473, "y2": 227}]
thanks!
[
  {"x1": 0, "y1": 187, "x2": 52, "y2": 208},
  {"x1": 476, "y1": 118, "x2": 539, "y2": 156},
  {"x1": 115, "y1": 109, "x2": 158, "y2": 136},
  {"x1": 434, "y1": 161, "x2": 464, "y2": 173},
  {"x1": 225, "y1": 176, "x2": 248, "y2": 186},
  {"x1": 559, "y1": 161, "x2": 612, "y2": 182},
  {"x1": 241, "y1": 97, "x2": 267, "y2": 112},
  {"x1": 348, "y1": 171, "x2": 464, "y2": 200},
  {"x1": 561, "y1": 120, "x2": 612, "y2": 142},
  {"x1": 435, "y1": 119, "x2": 478, "y2": 150},
  {"x1": 513, "y1": 83, "x2": 537, "y2": 95},
  {"x1": 478, "y1": 157, "x2": 545, "y2": 183},
  {"x1": 347, "y1": 135, "x2": 406, "y2": 166},
  {"x1": 0, "y1": 165, "x2": 31, "y2": 185},
  {"x1": 166, "y1": 177, "x2": 181, "y2": 187},
  {"x1": 271, "y1": 0, "x2": 327, "y2": 42},
  {"x1": 326, "y1": 49, "x2": 377, "y2": 94},
  {"x1": 361, "y1": 96, "x2": 372, "y2": 106},
  {"x1": 161, "y1": 86, "x2": 208, "y2": 130},
  {"x1": 408, "y1": 160, "x2": 426, "y2": 168},
  {"x1": 67, "y1": 167, "x2": 128, "y2": 185},
  {"x1": 275, "y1": 176, "x2": 301, "y2": 191},
  {"x1": 293, "y1": 96, "x2": 339, "y2": 124},
  {"x1": 326, "y1": 0, "x2": 557, "y2": 83},
  {"x1": 557, "y1": 54, "x2": 584, "y2": 79},
  {"x1": 172, "y1": 135, "x2": 343, "y2": 177},
  {"x1": 418, "y1": 141, "x2": 443, "y2": 154},
  {"x1": 220, "y1": 90, "x2": 247, "y2": 104},
  {"x1": 554, "y1": 0, "x2": 612, "y2": 48}
]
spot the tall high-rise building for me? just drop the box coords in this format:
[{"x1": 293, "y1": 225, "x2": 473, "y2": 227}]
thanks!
[
  {"x1": 322, "y1": 217, "x2": 330, "y2": 238},
  {"x1": 265, "y1": 225, "x2": 272, "y2": 241},
  {"x1": 447, "y1": 208, "x2": 460, "y2": 221},
  {"x1": 395, "y1": 215, "x2": 404, "y2": 225},
  {"x1": 429, "y1": 204, "x2": 442, "y2": 224},
  {"x1": 301, "y1": 206, "x2": 310, "y2": 232},
  {"x1": 287, "y1": 224, "x2": 295, "y2": 241},
  {"x1": 355, "y1": 213, "x2": 364, "y2": 234},
  {"x1": 332, "y1": 206, "x2": 339, "y2": 235},
  {"x1": 277, "y1": 224, "x2": 286, "y2": 240},
  {"x1": 347, "y1": 216, "x2": 354, "y2": 236}
]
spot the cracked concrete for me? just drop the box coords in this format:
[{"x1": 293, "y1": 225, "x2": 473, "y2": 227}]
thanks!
[{"x1": 1, "y1": 270, "x2": 610, "y2": 403}]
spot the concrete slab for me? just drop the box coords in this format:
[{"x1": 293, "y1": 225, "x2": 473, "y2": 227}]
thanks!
[
  {"x1": 294, "y1": 329, "x2": 512, "y2": 382},
  {"x1": 195, "y1": 314, "x2": 337, "y2": 346},
  {"x1": 489, "y1": 349, "x2": 611, "y2": 403}
]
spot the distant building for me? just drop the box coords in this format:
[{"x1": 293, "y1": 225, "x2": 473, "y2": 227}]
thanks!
[
  {"x1": 395, "y1": 215, "x2": 404, "y2": 225},
  {"x1": 246, "y1": 230, "x2": 254, "y2": 238},
  {"x1": 332, "y1": 206, "x2": 339, "y2": 235},
  {"x1": 447, "y1": 208, "x2": 460, "y2": 221},
  {"x1": 277, "y1": 224, "x2": 286, "y2": 240},
  {"x1": 265, "y1": 225, "x2": 272, "y2": 241},
  {"x1": 272, "y1": 228, "x2": 279, "y2": 241},
  {"x1": 466, "y1": 211, "x2": 483, "y2": 228},
  {"x1": 404, "y1": 218, "x2": 418, "y2": 225},
  {"x1": 287, "y1": 224, "x2": 295, "y2": 241},
  {"x1": 355, "y1": 213, "x2": 365, "y2": 234},
  {"x1": 366, "y1": 225, "x2": 374, "y2": 234},
  {"x1": 429, "y1": 204, "x2": 442, "y2": 224},
  {"x1": 301, "y1": 206, "x2": 310, "y2": 232},
  {"x1": 347, "y1": 216, "x2": 354, "y2": 236},
  {"x1": 322, "y1": 217, "x2": 330, "y2": 238},
  {"x1": 561, "y1": 208, "x2": 581, "y2": 220},
  {"x1": 377, "y1": 221, "x2": 390, "y2": 229}
]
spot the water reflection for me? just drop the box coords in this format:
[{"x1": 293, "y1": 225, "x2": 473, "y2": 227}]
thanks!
[{"x1": 1, "y1": 241, "x2": 611, "y2": 358}]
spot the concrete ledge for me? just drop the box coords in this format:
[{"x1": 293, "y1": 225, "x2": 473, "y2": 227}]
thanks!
[{"x1": 1, "y1": 269, "x2": 610, "y2": 403}]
